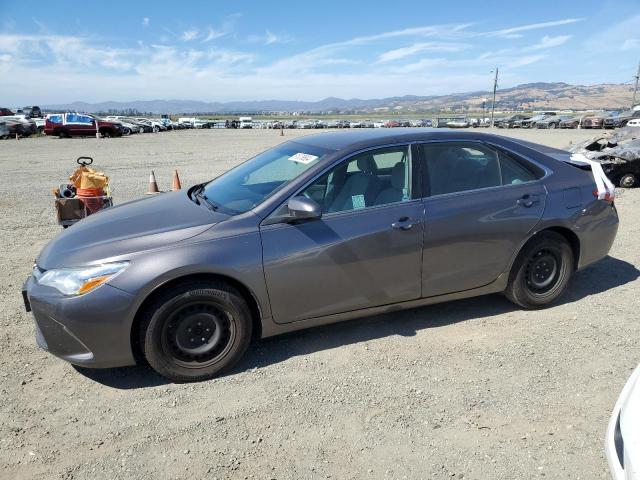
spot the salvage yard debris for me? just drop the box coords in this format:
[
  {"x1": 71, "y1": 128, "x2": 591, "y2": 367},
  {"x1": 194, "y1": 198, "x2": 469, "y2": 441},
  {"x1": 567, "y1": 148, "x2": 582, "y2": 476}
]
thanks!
[{"x1": 568, "y1": 127, "x2": 640, "y2": 188}]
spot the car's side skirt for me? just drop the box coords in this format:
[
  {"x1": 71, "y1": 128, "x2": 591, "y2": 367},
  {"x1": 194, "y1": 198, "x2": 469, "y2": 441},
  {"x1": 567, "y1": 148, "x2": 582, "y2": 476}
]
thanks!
[{"x1": 260, "y1": 273, "x2": 509, "y2": 338}]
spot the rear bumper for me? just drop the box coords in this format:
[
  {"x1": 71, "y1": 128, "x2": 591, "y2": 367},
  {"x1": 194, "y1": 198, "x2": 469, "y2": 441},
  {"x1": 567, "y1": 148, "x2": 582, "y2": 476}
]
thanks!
[
  {"x1": 576, "y1": 202, "x2": 619, "y2": 270},
  {"x1": 23, "y1": 275, "x2": 137, "y2": 368}
]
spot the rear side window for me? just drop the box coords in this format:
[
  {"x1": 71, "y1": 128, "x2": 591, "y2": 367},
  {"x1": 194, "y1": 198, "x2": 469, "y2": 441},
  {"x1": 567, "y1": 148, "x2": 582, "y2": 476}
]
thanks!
[
  {"x1": 499, "y1": 151, "x2": 538, "y2": 185},
  {"x1": 422, "y1": 142, "x2": 538, "y2": 196}
]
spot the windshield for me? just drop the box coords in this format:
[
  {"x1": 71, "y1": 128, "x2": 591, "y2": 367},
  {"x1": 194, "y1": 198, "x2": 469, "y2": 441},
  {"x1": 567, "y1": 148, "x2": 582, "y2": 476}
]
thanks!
[{"x1": 202, "y1": 142, "x2": 333, "y2": 215}]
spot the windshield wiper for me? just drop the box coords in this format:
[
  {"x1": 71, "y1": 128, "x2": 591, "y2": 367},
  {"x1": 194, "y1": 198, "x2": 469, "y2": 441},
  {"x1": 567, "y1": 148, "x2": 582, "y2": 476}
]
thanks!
[
  {"x1": 199, "y1": 194, "x2": 219, "y2": 211},
  {"x1": 189, "y1": 184, "x2": 221, "y2": 212},
  {"x1": 194, "y1": 188, "x2": 218, "y2": 211}
]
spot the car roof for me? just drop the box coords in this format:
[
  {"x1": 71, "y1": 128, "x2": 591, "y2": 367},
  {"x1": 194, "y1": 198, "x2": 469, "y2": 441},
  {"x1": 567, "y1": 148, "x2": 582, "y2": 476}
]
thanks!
[{"x1": 291, "y1": 128, "x2": 513, "y2": 151}]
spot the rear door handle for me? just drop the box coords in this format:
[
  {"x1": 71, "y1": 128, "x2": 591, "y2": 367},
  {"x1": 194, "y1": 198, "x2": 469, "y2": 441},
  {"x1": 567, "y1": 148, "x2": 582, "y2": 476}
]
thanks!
[
  {"x1": 392, "y1": 216, "x2": 419, "y2": 230},
  {"x1": 517, "y1": 194, "x2": 539, "y2": 208}
]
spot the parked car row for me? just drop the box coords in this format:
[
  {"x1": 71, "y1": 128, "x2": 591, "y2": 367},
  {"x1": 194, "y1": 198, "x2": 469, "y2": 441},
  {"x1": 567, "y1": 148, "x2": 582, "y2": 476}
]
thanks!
[
  {"x1": 0, "y1": 116, "x2": 38, "y2": 138},
  {"x1": 495, "y1": 108, "x2": 640, "y2": 130},
  {"x1": 4, "y1": 106, "x2": 640, "y2": 140},
  {"x1": 252, "y1": 118, "x2": 437, "y2": 129},
  {"x1": 0, "y1": 106, "x2": 45, "y2": 138},
  {"x1": 41, "y1": 113, "x2": 189, "y2": 138}
]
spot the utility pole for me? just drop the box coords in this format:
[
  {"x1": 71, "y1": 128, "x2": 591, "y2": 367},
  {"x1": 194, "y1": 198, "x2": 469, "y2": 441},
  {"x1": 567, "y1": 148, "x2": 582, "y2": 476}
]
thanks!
[
  {"x1": 632, "y1": 61, "x2": 640, "y2": 108},
  {"x1": 490, "y1": 67, "x2": 499, "y2": 128}
]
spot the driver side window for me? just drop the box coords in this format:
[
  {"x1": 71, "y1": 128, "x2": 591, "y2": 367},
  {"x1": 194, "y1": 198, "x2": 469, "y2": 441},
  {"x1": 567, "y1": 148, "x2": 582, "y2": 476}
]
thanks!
[{"x1": 301, "y1": 146, "x2": 411, "y2": 214}]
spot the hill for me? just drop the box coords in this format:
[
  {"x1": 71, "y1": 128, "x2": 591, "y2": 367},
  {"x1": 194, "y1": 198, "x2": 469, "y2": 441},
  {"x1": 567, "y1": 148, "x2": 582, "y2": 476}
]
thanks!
[{"x1": 43, "y1": 82, "x2": 637, "y2": 114}]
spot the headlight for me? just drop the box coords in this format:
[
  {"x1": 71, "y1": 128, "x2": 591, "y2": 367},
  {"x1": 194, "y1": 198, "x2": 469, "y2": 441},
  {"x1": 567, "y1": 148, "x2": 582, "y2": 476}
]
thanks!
[{"x1": 34, "y1": 262, "x2": 129, "y2": 296}]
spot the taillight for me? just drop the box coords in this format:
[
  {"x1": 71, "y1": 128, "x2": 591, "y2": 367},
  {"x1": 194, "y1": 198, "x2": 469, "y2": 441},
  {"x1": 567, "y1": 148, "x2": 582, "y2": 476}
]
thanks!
[{"x1": 593, "y1": 188, "x2": 615, "y2": 202}]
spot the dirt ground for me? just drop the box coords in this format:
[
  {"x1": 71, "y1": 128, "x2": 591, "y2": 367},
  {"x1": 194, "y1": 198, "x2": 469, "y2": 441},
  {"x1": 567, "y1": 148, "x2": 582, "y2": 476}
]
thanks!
[{"x1": 0, "y1": 128, "x2": 638, "y2": 480}]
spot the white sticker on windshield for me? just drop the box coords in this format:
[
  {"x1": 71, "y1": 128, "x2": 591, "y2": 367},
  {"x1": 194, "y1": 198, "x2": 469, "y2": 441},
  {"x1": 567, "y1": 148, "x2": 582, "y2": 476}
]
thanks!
[
  {"x1": 351, "y1": 194, "x2": 366, "y2": 209},
  {"x1": 288, "y1": 152, "x2": 318, "y2": 164}
]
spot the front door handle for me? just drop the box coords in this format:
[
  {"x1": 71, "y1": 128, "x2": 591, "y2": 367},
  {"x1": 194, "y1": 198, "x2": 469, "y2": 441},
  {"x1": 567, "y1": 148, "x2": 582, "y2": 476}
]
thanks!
[
  {"x1": 517, "y1": 194, "x2": 539, "y2": 208},
  {"x1": 392, "y1": 216, "x2": 419, "y2": 230}
]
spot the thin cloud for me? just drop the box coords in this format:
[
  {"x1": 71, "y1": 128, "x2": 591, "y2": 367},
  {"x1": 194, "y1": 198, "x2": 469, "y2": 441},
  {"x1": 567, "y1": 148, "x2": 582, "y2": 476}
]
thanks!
[
  {"x1": 622, "y1": 38, "x2": 640, "y2": 50},
  {"x1": 529, "y1": 35, "x2": 571, "y2": 50},
  {"x1": 203, "y1": 27, "x2": 226, "y2": 42},
  {"x1": 377, "y1": 42, "x2": 469, "y2": 63},
  {"x1": 142, "y1": 17, "x2": 150, "y2": 27},
  {"x1": 264, "y1": 23, "x2": 472, "y2": 73},
  {"x1": 509, "y1": 54, "x2": 546, "y2": 68},
  {"x1": 265, "y1": 30, "x2": 278, "y2": 45},
  {"x1": 32, "y1": 18, "x2": 47, "y2": 32},
  {"x1": 489, "y1": 18, "x2": 583, "y2": 37},
  {"x1": 181, "y1": 29, "x2": 199, "y2": 41},
  {"x1": 203, "y1": 14, "x2": 241, "y2": 43},
  {"x1": 585, "y1": 14, "x2": 640, "y2": 53},
  {"x1": 247, "y1": 30, "x2": 292, "y2": 45}
]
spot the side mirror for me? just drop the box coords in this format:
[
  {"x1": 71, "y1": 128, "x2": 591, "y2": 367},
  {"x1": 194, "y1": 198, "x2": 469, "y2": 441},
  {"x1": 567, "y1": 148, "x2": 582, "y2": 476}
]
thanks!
[{"x1": 287, "y1": 196, "x2": 322, "y2": 221}]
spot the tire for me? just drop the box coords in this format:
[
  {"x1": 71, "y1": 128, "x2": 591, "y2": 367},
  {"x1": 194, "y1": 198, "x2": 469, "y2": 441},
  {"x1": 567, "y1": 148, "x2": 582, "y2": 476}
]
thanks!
[
  {"x1": 140, "y1": 281, "x2": 253, "y2": 382},
  {"x1": 505, "y1": 231, "x2": 573, "y2": 309},
  {"x1": 153, "y1": 126, "x2": 159, "y2": 133},
  {"x1": 619, "y1": 174, "x2": 637, "y2": 188},
  {"x1": 549, "y1": 122, "x2": 556, "y2": 129}
]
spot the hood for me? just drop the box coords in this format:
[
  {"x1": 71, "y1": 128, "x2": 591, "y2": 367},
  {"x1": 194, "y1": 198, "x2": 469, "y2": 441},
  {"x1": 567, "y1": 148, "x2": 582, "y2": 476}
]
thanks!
[{"x1": 37, "y1": 190, "x2": 228, "y2": 269}]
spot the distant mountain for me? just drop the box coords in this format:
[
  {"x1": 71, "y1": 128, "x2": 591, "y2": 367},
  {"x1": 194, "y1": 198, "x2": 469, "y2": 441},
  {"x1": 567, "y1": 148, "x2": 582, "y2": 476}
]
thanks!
[{"x1": 43, "y1": 82, "x2": 637, "y2": 115}]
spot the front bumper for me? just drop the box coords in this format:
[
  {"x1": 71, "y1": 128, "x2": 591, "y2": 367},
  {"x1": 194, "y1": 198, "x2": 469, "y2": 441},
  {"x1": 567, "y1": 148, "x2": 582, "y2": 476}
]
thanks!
[
  {"x1": 22, "y1": 274, "x2": 137, "y2": 368},
  {"x1": 606, "y1": 365, "x2": 640, "y2": 480}
]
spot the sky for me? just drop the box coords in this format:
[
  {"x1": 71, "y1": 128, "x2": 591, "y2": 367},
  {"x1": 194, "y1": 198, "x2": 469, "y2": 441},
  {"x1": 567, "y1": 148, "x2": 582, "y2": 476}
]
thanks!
[{"x1": 1, "y1": 0, "x2": 639, "y2": 105}]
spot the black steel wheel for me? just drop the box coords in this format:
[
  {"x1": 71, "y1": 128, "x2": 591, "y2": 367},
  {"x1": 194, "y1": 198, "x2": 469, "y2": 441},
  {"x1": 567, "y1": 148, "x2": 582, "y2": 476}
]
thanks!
[
  {"x1": 505, "y1": 231, "x2": 573, "y2": 309},
  {"x1": 524, "y1": 249, "x2": 560, "y2": 294},
  {"x1": 162, "y1": 301, "x2": 235, "y2": 368},
  {"x1": 140, "y1": 281, "x2": 253, "y2": 382}
]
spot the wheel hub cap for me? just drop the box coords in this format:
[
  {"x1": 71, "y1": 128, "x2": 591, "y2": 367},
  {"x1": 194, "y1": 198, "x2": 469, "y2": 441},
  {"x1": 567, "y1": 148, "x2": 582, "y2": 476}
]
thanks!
[
  {"x1": 174, "y1": 312, "x2": 223, "y2": 356},
  {"x1": 527, "y1": 251, "x2": 558, "y2": 290},
  {"x1": 164, "y1": 303, "x2": 234, "y2": 364}
]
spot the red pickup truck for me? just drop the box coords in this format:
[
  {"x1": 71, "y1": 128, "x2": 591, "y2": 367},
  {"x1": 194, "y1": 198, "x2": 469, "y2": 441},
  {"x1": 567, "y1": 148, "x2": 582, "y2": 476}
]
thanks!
[{"x1": 45, "y1": 113, "x2": 123, "y2": 138}]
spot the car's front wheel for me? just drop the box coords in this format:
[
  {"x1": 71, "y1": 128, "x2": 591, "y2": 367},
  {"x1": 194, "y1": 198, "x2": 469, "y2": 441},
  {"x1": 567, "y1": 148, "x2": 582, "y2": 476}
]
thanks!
[
  {"x1": 140, "y1": 281, "x2": 253, "y2": 382},
  {"x1": 505, "y1": 232, "x2": 573, "y2": 309}
]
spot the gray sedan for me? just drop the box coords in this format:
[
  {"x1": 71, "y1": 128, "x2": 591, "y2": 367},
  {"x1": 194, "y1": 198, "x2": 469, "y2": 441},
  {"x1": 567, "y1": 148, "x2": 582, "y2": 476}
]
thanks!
[{"x1": 23, "y1": 130, "x2": 619, "y2": 381}]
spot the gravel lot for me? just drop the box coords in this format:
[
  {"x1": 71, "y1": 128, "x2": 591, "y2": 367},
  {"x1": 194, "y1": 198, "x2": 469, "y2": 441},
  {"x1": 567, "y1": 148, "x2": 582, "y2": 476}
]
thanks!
[{"x1": 1, "y1": 128, "x2": 638, "y2": 480}]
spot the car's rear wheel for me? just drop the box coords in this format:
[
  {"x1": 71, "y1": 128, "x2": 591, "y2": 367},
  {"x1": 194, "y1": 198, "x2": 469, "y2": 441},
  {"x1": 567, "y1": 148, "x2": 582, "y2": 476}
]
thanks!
[
  {"x1": 140, "y1": 281, "x2": 252, "y2": 382},
  {"x1": 505, "y1": 232, "x2": 573, "y2": 309},
  {"x1": 549, "y1": 122, "x2": 556, "y2": 129},
  {"x1": 620, "y1": 174, "x2": 637, "y2": 188}
]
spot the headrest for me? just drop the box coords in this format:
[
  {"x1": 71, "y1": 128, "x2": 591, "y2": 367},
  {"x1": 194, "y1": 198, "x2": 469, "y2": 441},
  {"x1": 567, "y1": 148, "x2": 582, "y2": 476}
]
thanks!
[
  {"x1": 391, "y1": 162, "x2": 405, "y2": 189},
  {"x1": 357, "y1": 155, "x2": 376, "y2": 174}
]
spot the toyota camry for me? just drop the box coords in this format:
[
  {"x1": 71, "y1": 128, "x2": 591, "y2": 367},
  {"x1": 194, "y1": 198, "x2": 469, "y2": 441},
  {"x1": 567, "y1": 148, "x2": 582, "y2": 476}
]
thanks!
[{"x1": 23, "y1": 129, "x2": 619, "y2": 381}]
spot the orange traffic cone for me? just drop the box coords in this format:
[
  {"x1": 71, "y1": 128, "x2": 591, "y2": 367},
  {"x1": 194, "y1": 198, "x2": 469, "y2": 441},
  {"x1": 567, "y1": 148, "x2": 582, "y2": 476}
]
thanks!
[
  {"x1": 171, "y1": 169, "x2": 182, "y2": 191},
  {"x1": 146, "y1": 170, "x2": 160, "y2": 194}
]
